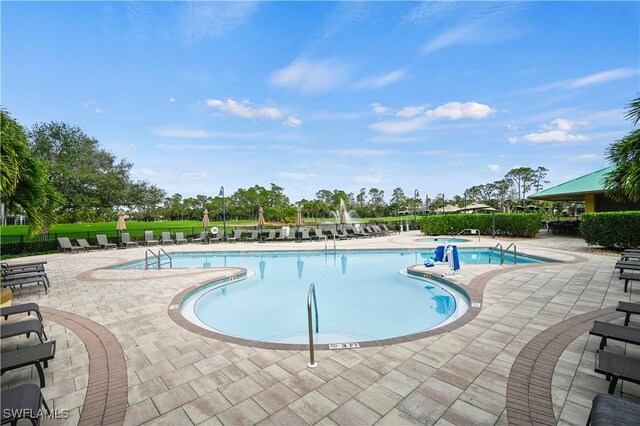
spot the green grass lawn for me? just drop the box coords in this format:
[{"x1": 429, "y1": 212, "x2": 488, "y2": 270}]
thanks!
[{"x1": 0, "y1": 216, "x2": 418, "y2": 236}]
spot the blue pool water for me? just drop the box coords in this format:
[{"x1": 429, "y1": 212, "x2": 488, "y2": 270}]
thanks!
[{"x1": 115, "y1": 249, "x2": 549, "y2": 344}]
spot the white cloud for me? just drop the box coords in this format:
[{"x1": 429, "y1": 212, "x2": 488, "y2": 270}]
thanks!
[
  {"x1": 308, "y1": 111, "x2": 364, "y2": 121},
  {"x1": 94, "y1": 108, "x2": 104, "y2": 113},
  {"x1": 397, "y1": 105, "x2": 426, "y2": 118},
  {"x1": 181, "y1": 2, "x2": 257, "y2": 42},
  {"x1": 426, "y1": 102, "x2": 494, "y2": 120},
  {"x1": 127, "y1": 143, "x2": 138, "y2": 150},
  {"x1": 133, "y1": 168, "x2": 159, "y2": 177},
  {"x1": 206, "y1": 98, "x2": 282, "y2": 120},
  {"x1": 181, "y1": 172, "x2": 209, "y2": 180},
  {"x1": 569, "y1": 154, "x2": 600, "y2": 163},
  {"x1": 324, "y1": 148, "x2": 390, "y2": 157},
  {"x1": 169, "y1": 97, "x2": 176, "y2": 103},
  {"x1": 283, "y1": 116, "x2": 302, "y2": 128},
  {"x1": 156, "y1": 143, "x2": 234, "y2": 151},
  {"x1": 523, "y1": 119, "x2": 589, "y2": 143},
  {"x1": 487, "y1": 164, "x2": 501, "y2": 172},
  {"x1": 508, "y1": 137, "x2": 518, "y2": 144},
  {"x1": 370, "y1": 117, "x2": 428, "y2": 134},
  {"x1": 568, "y1": 68, "x2": 638, "y2": 88},
  {"x1": 353, "y1": 69, "x2": 406, "y2": 90},
  {"x1": 269, "y1": 58, "x2": 350, "y2": 94},
  {"x1": 154, "y1": 126, "x2": 264, "y2": 139},
  {"x1": 275, "y1": 172, "x2": 315, "y2": 180},
  {"x1": 370, "y1": 103, "x2": 393, "y2": 115}
]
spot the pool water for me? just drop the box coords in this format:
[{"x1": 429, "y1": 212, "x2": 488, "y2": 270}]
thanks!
[{"x1": 114, "y1": 249, "x2": 549, "y2": 344}]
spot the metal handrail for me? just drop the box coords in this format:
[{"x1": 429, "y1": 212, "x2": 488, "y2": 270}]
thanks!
[
  {"x1": 505, "y1": 243, "x2": 517, "y2": 264},
  {"x1": 324, "y1": 235, "x2": 327, "y2": 252},
  {"x1": 158, "y1": 248, "x2": 173, "y2": 269},
  {"x1": 307, "y1": 282, "x2": 319, "y2": 368},
  {"x1": 145, "y1": 249, "x2": 159, "y2": 270},
  {"x1": 491, "y1": 243, "x2": 503, "y2": 265},
  {"x1": 447, "y1": 228, "x2": 481, "y2": 245}
]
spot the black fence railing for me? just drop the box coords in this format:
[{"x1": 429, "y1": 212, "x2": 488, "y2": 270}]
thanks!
[{"x1": 0, "y1": 220, "x2": 420, "y2": 257}]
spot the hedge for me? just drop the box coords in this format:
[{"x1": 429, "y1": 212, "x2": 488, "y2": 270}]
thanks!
[
  {"x1": 580, "y1": 211, "x2": 640, "y2": 249},
  {"x1": 420, "y1": 213, "x2": 542, "y2": 238}
]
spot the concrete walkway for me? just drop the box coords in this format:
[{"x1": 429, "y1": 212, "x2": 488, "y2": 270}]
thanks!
[{"x1": 1, "y1": 232, "x2": 638, "y2": 425}]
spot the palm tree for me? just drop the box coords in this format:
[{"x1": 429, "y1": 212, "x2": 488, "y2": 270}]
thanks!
[
  {"x1": 0, "y1": 110, "x2": 61, "y2": 237},
  {"x1": 604, "y1": 96, "x2": 640, "y2": 203}
]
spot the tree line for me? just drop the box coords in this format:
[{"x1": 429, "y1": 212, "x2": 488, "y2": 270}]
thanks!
[{"x1": 1, "y1": 96, "x2": 638, "y2": 236}]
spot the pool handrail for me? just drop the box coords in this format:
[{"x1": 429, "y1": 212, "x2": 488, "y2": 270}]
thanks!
[
  {"x1": 145, "y1": 249, "x2": 173, "y2": 270},
  {"x1": 446, "y1": 228, "x2": 481, "y2": 245},
  {"x1": 505, "y1": 243, "x2": 517, "y2": 264},
  {"x1": 491, "y1": 243, "x2": 503, "y2": 265},
  {"x1": 307, "y1": 282, "x2": 319, "y2": 368}
]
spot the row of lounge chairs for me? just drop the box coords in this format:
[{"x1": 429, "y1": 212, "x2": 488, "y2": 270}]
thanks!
[
  {"x1": 614, "y1": 249, "x2": 640, "y2": 292},
  {"x1": 1, "y1": 302, "x2": 55, "y2": 425},
  {"x1": 1, "y1": 261, "x2": 49, "y2": 294}
]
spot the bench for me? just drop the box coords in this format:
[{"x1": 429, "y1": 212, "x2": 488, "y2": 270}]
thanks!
[
  {"x1": 587, "y1": 393, "x2": 640, "y2": 426},
  {"x1": 594, "y1": 350, "x2": 640, "y2": 394},
  {"x1": 619, "y1": 272, "x2": 640, "y2": 293},
  {"x1": 617, "y1": 301, "x2": 640, "y2": 326},
  {"x1": 614, "y1": 261, "x2": 640, "y2": 274},
  {"x1": 1, "y1": 341, "x2": 56, "y2": 387},
  {"x1": 1, "y1": 302, "x2": 43, "y2": 321},
  {"x1": 590, "y1": 321, "x2": 640, "y2": 350},
  {"x1": 0, "y1": 383, "x2": 50, "y2": 425},
  {"x1": 0, "y1": 318, "x2": 48, "y2": 343}
]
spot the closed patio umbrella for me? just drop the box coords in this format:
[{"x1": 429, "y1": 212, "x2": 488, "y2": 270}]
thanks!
[
  {"x1": 258, "y1": 207, "x2": 265, "y2": 239},
  {"x1": 116, "y1": 211, "x2": 127, "y2": 231},
  {"x1": 202, "y1": 209, "x2": 210, "y2": 228},
  {"x1": 296, "y1": 207, "x2": 302, "y2": 227},
  {"x1": 339, "y1": 204, "x2": 348, "y2": 232},
  {"x1": 297, "y1": 256, "x2": 304, "y2": 280}
]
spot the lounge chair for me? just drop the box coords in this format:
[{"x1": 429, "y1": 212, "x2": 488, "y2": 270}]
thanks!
[
  {"x1": 77, "y1": 238, "x2": 100, "y2": 250},
  {"x1": 594, "y1": 349, "x2": 640, "y2": 394},
  {"x1": 381, "y1": 224, "x2": 398, "y2": 235},
  {"x1": 191, "y1": 231, "x2": 208, "y2": 244},
  {"x1": 1, "y1": 302, "x2": 43, "y2": 321},
  {"x1": 301, "y1": 229, "x2": 312, "y2": 241},
  {"x1": 144, "y1": 231, "x2": 159, "y2": 246},
  {"x1": 1, "y1": 341, "x2": 56, "y2": 387},
  {"x1": 57, "y1": 237, "x2": 84, "y2": 253},
  {"x1": 210, "y1": 229, "x2": 224, "y2": 243},
  {"x1": 0, "y1": 318, "x2": 48, "y2": 343},
  {"x1": 590, "y1": 320, "x2": 640, "y2": 350},
  {"x1": 617, "y1": 301, "x2": 640, "y2": 326},
  {"x1": 175, "y1": 232, "x2": 188, "y2": 244},
  {"x1": 1, "y1": 261, "x2": 47, "y2": 273},
  {"x1": 286, "y1": 231, "x2": 297, "y2": 241},
  {"x1": 246, "y1": 230, "x2": 259, "y2": 242},
  {"x1": 96, "y1": 234, "x2": 117, "y2": 249},
  {"x1": 587, "y1": 394, "x2": 640, "y2": 426},
  {"x1": 227, "y1": 230, "x2": 242, "y2": 242},
  {"x1": 121, "y1": 232, "x2": 139, "y2": 247},
  {"x1": 366, "y1": 226, "x2": 382, "y2": 237},
  {"x1": 372, "y1": 225, "x2": 388, "y2": 236},
  {"x1": 276, "y1": 230, "x2": 288, "y2": 241},
  {"x1": 1, "y1": 275, "x2": 48, "y2": 294},
  {"x1": 313, "y1": 228, "x2": 325, "y2": 239},
  {"x1": 621, "y1": 252, "x2": 640, "y2": 261},
  {"x1": 264, "y1": 230, "x2": 276, "y2": 242},
  {"x1": 161, "y1": 232, "x2": 175, "y2": 245},
  {"x1": 615, "y1": 260, "x2": 640, "y2": 274},
  {"x1": 0, "y1": 383, "x2": 50, "y2": 425},
  {"x1": 1, "y1": 266, "x2": 49, "y2": 286},
  {"x1": 328, "y1": 229, "x2": 346, "y2": 240},
  {"x1": 337, "y1": 229, "x2": 353, "y2": 239}
]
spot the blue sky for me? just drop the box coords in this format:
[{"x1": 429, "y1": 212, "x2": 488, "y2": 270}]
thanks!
[{"x1": 3, "y1": 1, "x2": 639, "y2": 202}]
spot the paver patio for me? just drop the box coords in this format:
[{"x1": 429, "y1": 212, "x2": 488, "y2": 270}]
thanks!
[{"x1": 1, "y1": 231, "x2": 638, "y2": 425}]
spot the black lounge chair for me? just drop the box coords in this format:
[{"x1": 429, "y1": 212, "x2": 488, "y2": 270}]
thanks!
[
  {"x1": 594, "y1": 350, "x2": 640, "y2": 394},
  {"x1": 2, "y1": 275, "x2": 48, "y2": 294},
  {"x1": 1, "y1": 341, "x2": 56, "y2": 387},
  {"x1": 77, "y1": 238, "x2": 100, "y2": 250},
  {"x1": 590, "y1": 321, "x2": 640, "y2": 350},
  {"x1": 617, "y1": 301, "x2": 640, "y2": 326},
  {"x1": 57, "y1": 237, "x2": 84, "y2": 253},
  {"x1": 120, "y1": 232, "x2": 138, "y2": 247},
  {"x1": 96, "y1": 234, "x2": 117, "y2": 249},
  {"x1": 191, "y1": 231, "x2": 208, "y2": 244},
  {"x1": 587, "y1": 394, "x2": 640, "y2": 426},
  {"x1": 264, "y1": 230, "x2": 276, "y2": 242},
  {"x1": 1, "y1": 302, "x2": 43, "y2": 321},
  {"x1": 227, "y1": 230, "x2": 242, "y2": 242},
  {"x1": 1, "y1": 261, "x2": 47, "y2": 273},
  {"x1": 209, "y1": 230, "x2": 224, "y2": 243},
  {"x1": 245, "y1": 230, "x2": 259, "y2": 242},
  {"x1": 0, "y1": 318, "x2": 48, "y2": 343},
  {"x1": 1, "y1": 383, "x2": 50, "y2": 425},
  {"x1": 328, "y1": 229, "x2": 346, "y2": 240},
  {"x1": 619, "y1": 272, "x2": 640, "y2": 293},
  {"x1": 615, "y1": 260, "x2": 640, "y2": 274},
  {"x1": 1, "y1": 268, "x2": 50, "y2": 288},
  {"x1": 372, "y1": 225, "x2": 388, "y2": 236}
]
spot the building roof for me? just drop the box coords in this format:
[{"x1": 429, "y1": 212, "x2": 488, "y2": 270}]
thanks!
[{"x1": 529, "y1": 166, "x2": 614, "y2": 201}]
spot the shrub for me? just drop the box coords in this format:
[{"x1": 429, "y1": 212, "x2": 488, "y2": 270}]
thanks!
[
  {"x1": 420, "y1": 213, "x2": 541, "y2": 238},
  {"x1": 580, "y1": 211, "x2": 640, "y2": 249}
]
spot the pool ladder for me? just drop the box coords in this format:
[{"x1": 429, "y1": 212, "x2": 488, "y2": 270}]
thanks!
[
  {"x1": 307, "y1": 282, "x2": 319, "y2": 368},
  {"x1": 446, "y1": 228, "x2": 481, "y2": 245},
  {"x1": 145, "y1": 248, "x2": 173, "y2": 270},
  {"x1": 490, "y1": 243, "x2": 517, "y2": 265}
]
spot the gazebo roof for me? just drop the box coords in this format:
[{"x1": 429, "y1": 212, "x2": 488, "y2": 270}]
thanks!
[{"x1": 528, "y1": 166, "x2": 614, "y2": 201}]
